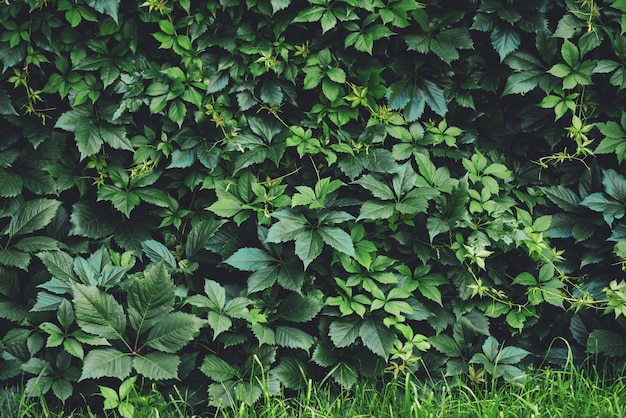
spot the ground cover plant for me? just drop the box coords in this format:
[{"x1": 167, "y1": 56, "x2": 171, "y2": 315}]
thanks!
[
  {"x1": 1, "y1": 362, "x2": 625, "y2": 417},
  {"x1": 2, "y1": 0, "x2": 626, "y2": 414}
]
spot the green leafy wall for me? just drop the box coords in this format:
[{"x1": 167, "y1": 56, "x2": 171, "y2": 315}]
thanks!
[{"x1": 2, "y1": 0, "x2": 626, "y2": 409}]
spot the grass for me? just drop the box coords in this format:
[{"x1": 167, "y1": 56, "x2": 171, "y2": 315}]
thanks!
[{"x1": 1, "y1": 364, "x2": 625, "y2": 418}]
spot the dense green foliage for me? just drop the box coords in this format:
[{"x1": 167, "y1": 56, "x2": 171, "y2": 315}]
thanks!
[{"x1": 2, "y1": 0, "x2": 626, "y2": 410}]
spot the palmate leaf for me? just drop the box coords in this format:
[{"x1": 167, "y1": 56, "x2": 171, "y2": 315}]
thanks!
[
  {"x1": 5, "y1": 199, "x2": 61, "y2": 238},
  {"x1": 128, "y1": 262, "x2": 174, "y2": 334},
  {"x1": 81, "y1": 348, "x2": 132, "y2": 380},
  {"x1": 72, "y1": 283, "x2": 126, "y2": 340},
  {"x1": 55, "y1": 107, "x2": 130, "y2": 159},
  {"x1": 144, "y1": 312, "x2": 204, "y2": 353},
  {"x1": 132, "y1": 352, "x2": 180, "y2": 380}
]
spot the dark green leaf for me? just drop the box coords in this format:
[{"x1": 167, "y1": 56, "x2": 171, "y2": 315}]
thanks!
[
  {"x1": 587, "y1": 330, "x2": 626, "y2": 357},
  {"x1": 132, "y1": 352, "x2": 179, "y2": 380},
  {"x1": 329, "y1": 317, "x2": 361, "y2": 348},
  {"x1": 275, "y1": 326, "x2": 314, "y2": 351},
  {"x1": 72, "y1": 283, "x2": 126, "y2": 340},
  {"x1": 141, "y1": 240, "x2": 177, "y2": 269},
  {"x1": 7, "y1": 199, "x2": 61, "y2": 238},
  {"x1": 128, "y1": 262, "x2": 174, "y2": 333},
  {"x1": 359, "y1": 318, "x2": 395, "y2": 359},
  {"x1": 145, "y1": 311, "x2": 204, "y2": 353},
  {"x1": 69, "y1": 201, "x2": 116, "y2": 239},
  {"x1": 200, "y1": 354, "x2": 239, "y2": 382},
  {"x1": 80, "y1": 348, "x2": 131, "y2": 380},
  {"x1": 225, "y1": 248, "x2": 277, "y2": 271}
]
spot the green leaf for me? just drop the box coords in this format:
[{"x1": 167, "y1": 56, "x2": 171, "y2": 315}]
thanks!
[
  {"x1": 294, "y1": 229, "x2": 323, "y2": 269},
  {"x1": 270, "y1": 0, "x2": 290, "y2": 13},
  {"x1": 548, "y1": 63, "x2": 572, "y2": 78},
  {"x1": 260, "y1": 79, "x2": 283, "y2": 107},
  {"x1": 200, "y1": 354, "x2": 239, "y2": 382},
  {"x1": 72, "y1": 283, "x2": 126, "y2": 340},
  {"x1": 0, "y1": 249, "x2": 31, "y2": 270},
  {"x1": 85, "y1": 0, "x2": 120, "y2": 23},
  {"x1": 430, "y1": 334, "x2": 462, "y2": 357},
  {"x1": 359, "y1": 318, "x2": 395, "y2": 359},
  {"x1": 99, "y1": 124, "x2": 132, "y2": 152},
  {"x1": 580, "y1": 193, "x2": 624, "y2": 226},
  {"x1": 13, "y1": 236, "x2": 60, "y2": 253},
  {"x1": 587, "y1": 330, "x2": 626, "y2": 357},
  {"x1": 97, "y1": 186, "x2": 140, "y2": 218},
  {"x1": 354, "y1": 174, "x2": 394, "y2": 200},
  {"x1": 55, "y1": 108, "x2": 102, "y2": 159},
  {"x1": 207, "y1": 311, "x2": 232, "y2": 339},
  {"x1": 251, "y1": 323, "x2": 276, "y2": 346},
  {"x1": 318, "y1": 227, "x2": 355, "y2": 257},
  {"x1": 132, "y1": 352, "x2": 180, "y2": 380},
  {"x1": 277, "y1": 293, "x2": 322, "y2": 323},
  {"x1": 502, "y1": 69, "x2": 545, "y2": 95},
  {"x1": 561, "y1": 40, "x2": 579, "y2": 68},
  {"x1": 0, "y1": 170, "x2": 23, "y2": 197},
  {"x1": 421, "y1": 79, "x2": 447, "y2": 117},
  {"x1": 69, "y1": 201, "x2": 116, "y2": 239},
  {"x1": 275, "y1": 326, "x2": 314, "y2": 352},
  {"x1": 329, "y1": 317, "x2": 361, "y2": 348},
  {"x1": 0, "y1": 87, "x2": 18, "y2": 116},
  {"x1": 497, "y1": 346, "x2": 530, "y2": 364},
  {"x1": 145, "y1": 312, "x2": 204, "y2": 353},
  {"x1": 491, "y1": 26, "x2": 520, "y2": 61},
  {"x1": 141, "y1": 240, "x2": 177, "y2": 269},
  {"x1": 80, "y1": 348, "x2": 131, "y2": 380},
  {"x1": 202, "y1": 279, "x2": 226, "y2": 310},
  {"x1": 247, "y1": 266, "x2": 280, "y2": 293},
  {"x1": 38, "y1": 251, "x2": 76, "y2": 282},
  {"x1": 225, "y1": 248, "x2": 277, "y2": 271},
  {"x1": 272, "y1": 358, "x2": 307, "y2": 390},
  {"x1": 128, "y1": 262, "x2": 174, "y2": 334},
  {"x1": 52, "y1": 379, "x2": 73, "y2": 402},
  {"x1": 612, "y1": 0, "x2": 626, "y2": 12},
  {"x1": 6, "y1": 199, "x2": 61, "y2": 238},
  {"x1": 168, "y1": 101, "x2": 186, "y2": 127},
  {"x1": 357, "y1": 200, "x2": 395, "y2": 221},
  {"x1": 208, "y1": 198, "x2": 245, "y2": 218}
]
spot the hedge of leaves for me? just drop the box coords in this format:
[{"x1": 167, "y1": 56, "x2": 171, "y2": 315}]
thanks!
[{"x1": 2, "y1": 0, "x2": 626, "y2": 410}]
